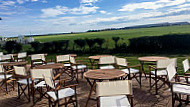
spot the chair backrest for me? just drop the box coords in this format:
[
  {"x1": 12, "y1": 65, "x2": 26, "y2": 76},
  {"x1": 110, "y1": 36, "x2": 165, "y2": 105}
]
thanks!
[
  {"x1": 30, "y1": 69, "x2": 53, "y2": 79},
  {"x1": 99, "y1": 56, "x2": 116, "y2": 65},
  {"x1": 18, "y1": 52, "x2": 27, "y2": 59},
  {"x1": 96, "y1": 80, "x2": 133, "y2": 97},
  {"x1": 0, "y1": 52, "x2": 3, "y2": 56},
  {"x1": 0, "y1": 64, "x2": 4, "y2": 73},
  {"x1": 70, "y1": 56, "x2": 76, "y2": 64},
  {"x1": 116, "y1": 57, "x2": 128, "y2": 67},
  {"x1": 183, "y1": 59, "x2": 190, "y2": 73},
  {"x1": 0, "y1": 54, "x2": 12, "y2": 61},
  {"x1": 166, "y1": 62, "x2": 177, "y2": 82},
  {"x1": 14, "y1": 66, "x2": 27, "y2": 76},
  {"x1": 56, "y1": 55, "x2": 70, "y2": 63},
  {"x1": 31, "y1": 54, "x2": 46, "y2": 61},
  {"x1": 156, "y1": 58, "x2": 177, "y2": 69},
  {"x1": 43, "y1": 75, "x2": 55, "y2": 89}
]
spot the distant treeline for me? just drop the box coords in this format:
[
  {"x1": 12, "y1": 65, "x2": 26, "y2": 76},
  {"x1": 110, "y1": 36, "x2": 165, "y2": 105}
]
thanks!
[
  {"x1": 1, "y1": 34, "x2": 190, "y2": 55},
  {"x1": 87, "y1": 22, "x2": 190, "y2": 32}
]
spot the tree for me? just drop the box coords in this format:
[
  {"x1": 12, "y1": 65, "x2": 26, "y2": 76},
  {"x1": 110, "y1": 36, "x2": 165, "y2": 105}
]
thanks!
[
  {"x1": 94, "y1": 38, "x2": 105, "y2": 48},
  {"x1": 74, "y1": 39, "x2": 86, "y2": 51},
  {"x1": 4, "y1": 41, "x2": 22, "y2": 53},
  {"x1": 31, "y1": 41, "x2": 43, "y2": 53},
  {"x1": 112, "y1": 37, "x2": 120, "y2": 48},
  {"x1": 85, "y1": 39, "x2": 96, "y2": 52}
]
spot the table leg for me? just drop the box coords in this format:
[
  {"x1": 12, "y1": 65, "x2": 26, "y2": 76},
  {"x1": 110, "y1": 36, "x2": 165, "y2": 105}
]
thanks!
[
  {"x1": 85, "y1": 79, "x2": 96, "y2": 107},
  {"x1": 140, "y1": 61, "x2": 147, "y2": 79},
  {"x1": 89, "y1": 59, "x2": 95, "y2": 69}
]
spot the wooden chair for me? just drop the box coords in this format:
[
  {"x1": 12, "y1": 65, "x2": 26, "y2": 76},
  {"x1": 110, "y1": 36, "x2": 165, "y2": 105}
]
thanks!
[
  {"x1": 30, "y1": 69, "x2": 57, "y2": 104},
  {"x1": 70, "y1": 56, "x2": 88, "y2": 81},
  {"x1": 31, "y1": 54, "x2": 46, "y2": 68},
  {"x1": 0, "y1": 52, "x2": 3, "y2": 56},
  {"x1": 56, "y1": 55, "x2": 71, "y2": 67},
  {"x1": 96, "y1": 80, "x2": 133, "y2": 107},
  {"x1": 166, "y1": 62, "x2": 190, "y2": 107},
  {"x1": 149, "y1": 58, "x2": 177, "y2": 94},
  {"x1": 116, "y1": 57, "x2": 142, "y2": 87},
  {"x1": 17, "y1": 52, "x2": 27, "y2": 62},
  {"x1": 0, "y1": 64, "x2": 15, "y2": 94},
  {"x1": 98, "y1": 56, "x2": 116, "y2": 69},
  {"x1": 14, "y1": 66, "x2": 33, "y2": 102},
  {"x1": 0, "y1": 54, "x2": 13, "y2": 63},
  {"x1": 43, "y1": 72, "x2": 78, "y2": 107}
]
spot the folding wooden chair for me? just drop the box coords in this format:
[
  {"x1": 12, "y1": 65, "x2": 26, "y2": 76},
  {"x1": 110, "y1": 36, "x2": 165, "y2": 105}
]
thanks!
[
  {"x1": 31, "y1": 54, "x2": 47, "y2": 68},
  {"x1": 167, "y1": 63, "x2": 190, "y2": 107},
  {"x1": 149, "y1": 58, "x2": 177, "y2": 94},
  {"x1": 43, "y1": 73, "x2": 78, "y2": 107},
  {"x1": 96, "y1": 80, "x2": 133, "y2": 107},
  {"x1": 116, "y1": 57, "x2": 142, "y2": 87},
  {"x1": 14, "y1": 66, "x2": 33, "y2": 102},
  {"x1": 98, "y1": 56, "x2": 116, "y2": 69},
  {"x1": 0, "y1": 64, "x2": 15, "y2": 94},
  {"x1": 70, "y1": 56, "x2": 88, "y2": 82},
  {"x1": 17, "y1": 52, "x2": 27, "y2": 62},
  {"x1": 56, "y1": 55, "x2": 71, "y2": 67},
  {"x1": 0, "y1": 54, "x2": 13, "y2": 63}
]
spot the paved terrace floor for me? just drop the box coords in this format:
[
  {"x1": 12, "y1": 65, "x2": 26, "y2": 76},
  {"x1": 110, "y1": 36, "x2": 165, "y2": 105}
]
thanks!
[{"x1": 0, "y1": 73, "x2": 190, "y2": 107}]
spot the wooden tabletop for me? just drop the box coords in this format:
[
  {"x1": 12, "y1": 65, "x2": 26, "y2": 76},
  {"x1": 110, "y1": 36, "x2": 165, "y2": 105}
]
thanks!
[
  {"x1": 89, "y1": 55, "x2": 112, "y2": 60},
  {"x1": 84, "y1": 69, "x2": 125, "y2": 80},
  {"x1": 33, "y1": 63, "x2": 64, "y2": 69},
  {"x1": 138, "y1": 56, "x2": 169, "y2": 62},
  {"x1": 1, "y1": 61, "x2": 28, "y2": 66}
]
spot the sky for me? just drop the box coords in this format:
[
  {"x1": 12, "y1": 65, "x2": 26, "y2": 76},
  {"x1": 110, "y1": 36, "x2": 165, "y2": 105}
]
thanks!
[{"x1": 0, "y1": 0, "x2": 190, "y2": 37}]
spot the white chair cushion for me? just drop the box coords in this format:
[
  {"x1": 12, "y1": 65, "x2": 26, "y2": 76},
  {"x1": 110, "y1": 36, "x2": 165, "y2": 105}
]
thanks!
[
  {"x1": 47, "y1": 88, "x2": 75, "y2": 101},
  {"x1": 72, "y1": 65, "x2": 87, "y2": 69},
  {"x1": 121, "y1": 68, "x2": 139, "y2": 74},
  {"x1": 33, "y1": 62, "x2": 43, "y2": 64},
  {"x1": 100, "y1": 65, "x2": 115, "y2": 69},
  {"x1": 100, "y1": 95, "x2": 130, "y2": 107},
  {"x1": 173, "y1": 84, "x2": 190, "y2": 95},
  {"x1": 47, "y1": 62, "x2": 55, "y2": 65},
  {"x1": 17, "y1": 78, "x2": 38, "y2": 85},
  {"x1": 151, "y1": 70, "x2": 167, "y2": 76},
  {"x1": 35, "y1": 80, "x2": 59, "y2": 88},
  {"x1": 0, "y1": 74, "x2": 12, "y2": 79},
  {"x1": 64, "y1": 63, "x2": 71, "y2": 67}
]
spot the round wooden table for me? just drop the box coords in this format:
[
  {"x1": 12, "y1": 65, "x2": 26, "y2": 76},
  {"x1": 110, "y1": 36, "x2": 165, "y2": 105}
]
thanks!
[
  {"x1": 33, "y1": 63, "x2": 64, "y2": 69},
  {"x1": 88, "y1": 55, "x2": 112, "y2": 69},
  {"x1": 84, "y1": 69, "x2": 125, "y2": 107},
  {"x1": 138, "y1": 56, "x2": 169, "y2": 78}
]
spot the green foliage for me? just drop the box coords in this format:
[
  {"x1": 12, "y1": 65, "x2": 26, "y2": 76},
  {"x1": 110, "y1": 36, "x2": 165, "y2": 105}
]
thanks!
[
  {"x1": 74, "y1": 39, "x2": 86, "y2": 50},
  {"x1": 85, "y1": 39, "x2": 96, "y2": 52},
  {"x1": 31, "y1": 41, "x2": 43, "y2": 53},
  {"x1": 4, "y1": 41, "x2": 22, "y2": 53},
  {"x1": 112, "y1": 37, "x2": 120, "y2": 48},
  {"x1": 94, "y1": 38, "x2": 105, "y2": 48}
]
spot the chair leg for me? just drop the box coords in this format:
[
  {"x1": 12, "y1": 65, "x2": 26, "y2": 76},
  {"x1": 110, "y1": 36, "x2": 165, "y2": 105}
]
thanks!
[
  {"x1": 149, "y1": 74, "x2": 151, "y2": 90},
  {"x1": 155, "y1": 75, "x2": 158, "y2": 95},
  {"x1": 139, "y1": 72, "x2": 142, "y2": 88},
  {"x1": 18, "y1": 83, "x2": 20, "y2": 99}
]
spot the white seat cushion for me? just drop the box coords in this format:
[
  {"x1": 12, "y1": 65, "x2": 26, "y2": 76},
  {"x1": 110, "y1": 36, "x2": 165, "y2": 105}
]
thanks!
[
  {"x1": 151, "y1": 70, "x2": 167, "y2": 76},
  {"x1": 100, "y1": 95, "x2": 130, "y2": 107},
  {"x1": 173, "y1": 84, "x2": 190, "y2": 95},
  {"x1": 47, "y1": 88, "x2": 75, "y2": 101},
  {"x1": 0, "y1": 74, "x2": 12, "y2": 79},
  {"x1": 121, "y1": 68, "x2": 139, "y2": 74},
  {"x1": 17, "y1": 78, "x2": 38, "y2": 85},
  {"x1": 64, "y1": 63, "x2": 71, "y2": 67},
  {"x1": 100, "y1": 65, "x2": 115, "y2": 69},
  {"x1": 33, "y1": 62, "x2": 43, "y2": 64},
  {"x1": 47, "y1": 62, "x2": 55, "y2": 65},
  {"x1": 35, "y1": 80, "x2": 59, "y2": 88},
  {"x1": 72, "y1": 65, "x2": 87, "y2": 69}
]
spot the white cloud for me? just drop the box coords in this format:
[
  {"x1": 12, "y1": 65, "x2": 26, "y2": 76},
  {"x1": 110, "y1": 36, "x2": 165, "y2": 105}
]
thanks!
[
  {"x1": 100, "y1": 10, "x2": 107, "y2": 14},
  {"x1": 1, "y1": 1, "x2": 16, "y2": 6},
  {"x1": 0, "y1": 11, "x2": 16, "y2": 15},
  {"x1": 119, "y1": 0, "x2": 186, "y2": 11},
  {"x1": 41, "y1": 5, "x2": 99, "y2": 17},
  {"x1": 81, "y1": 0, "x2": 98, "y2": 6}
]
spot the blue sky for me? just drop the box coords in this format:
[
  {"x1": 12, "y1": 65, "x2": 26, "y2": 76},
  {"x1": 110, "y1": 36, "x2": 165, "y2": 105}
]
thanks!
[{"x1": 0, "y1": 0, "x2": 190, "y2": 37}]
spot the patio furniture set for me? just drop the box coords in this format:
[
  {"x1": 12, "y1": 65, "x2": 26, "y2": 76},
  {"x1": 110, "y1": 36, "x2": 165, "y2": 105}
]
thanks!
[{"x1": 0, "y1": 52, "x2": 190, "y2": 107}]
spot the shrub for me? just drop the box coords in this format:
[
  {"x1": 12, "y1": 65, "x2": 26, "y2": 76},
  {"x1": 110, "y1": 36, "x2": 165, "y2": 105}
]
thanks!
[
  {"x1": 112, "y1": 37, "x2": 120, "y2": 48},
  {"x1": 94, "y1": 38, "x2": 105, "y2": 48},
  {"x1": 4, "y1": 41, "x2": 22, "y2": 53},
  {"x1": 31, "y1": 41, "x2": 43, "y2": 53},
  {"x1": 74, "y1": 39, "x2": 86, "y2": 51}
]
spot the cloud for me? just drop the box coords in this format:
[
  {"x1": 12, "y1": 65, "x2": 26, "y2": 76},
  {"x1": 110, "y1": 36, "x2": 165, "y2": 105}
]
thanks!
[
  {"x1": 100, "y1": 10, "x2": 107, "y2": 14},
  {"x1": 0, "y1": 11, "x2": 16, "y2": 15},
  {"x1": 1, "y1": 1, "x2": 16, "y2": 6},
  {"x1": 41, "y1": 5, "x2": 99, "y2": 17},
  {"x1": 118, "y1": 0, "x2": 186, "y2": 11},
  {"x1": 81, "y1": 0, "x2": 98, "y2": 6}
]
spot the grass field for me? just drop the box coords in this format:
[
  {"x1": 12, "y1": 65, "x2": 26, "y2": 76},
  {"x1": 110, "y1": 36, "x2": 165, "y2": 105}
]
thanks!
[{"x1": 34, "y1": 25, "x2": 190, "y2": 43}]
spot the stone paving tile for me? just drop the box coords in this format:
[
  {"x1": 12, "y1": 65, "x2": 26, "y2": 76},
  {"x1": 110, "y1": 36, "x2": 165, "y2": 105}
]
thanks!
[{"x1": 1, "y1": 74, "x2": 190, "y2": 107}]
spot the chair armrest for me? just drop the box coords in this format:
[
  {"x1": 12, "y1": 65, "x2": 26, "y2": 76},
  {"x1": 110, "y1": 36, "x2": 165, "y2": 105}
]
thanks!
[
  {"x1": 184, "y1": 72, "x2": 190, "y2": 75},
  {"x1": 128, "y1": 64, "x2": 141, "y2": 68},
  {"x1": 149, "y1": 65, "x2": 156, "y2": 70},
  {"x1": 64, "y1": 84, "x2": 78, "y2": 88},
  {"x1": 5, "y1": 69, "x2": 14, "y2": 74},
  {"x1": 53, "y1": 73, "x2": 61, "y2": 80}
]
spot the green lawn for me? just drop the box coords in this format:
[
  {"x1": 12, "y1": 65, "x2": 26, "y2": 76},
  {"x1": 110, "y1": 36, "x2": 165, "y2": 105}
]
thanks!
[{"x1": 34, "y1": 25, "x2": 190, "y2": 43}]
